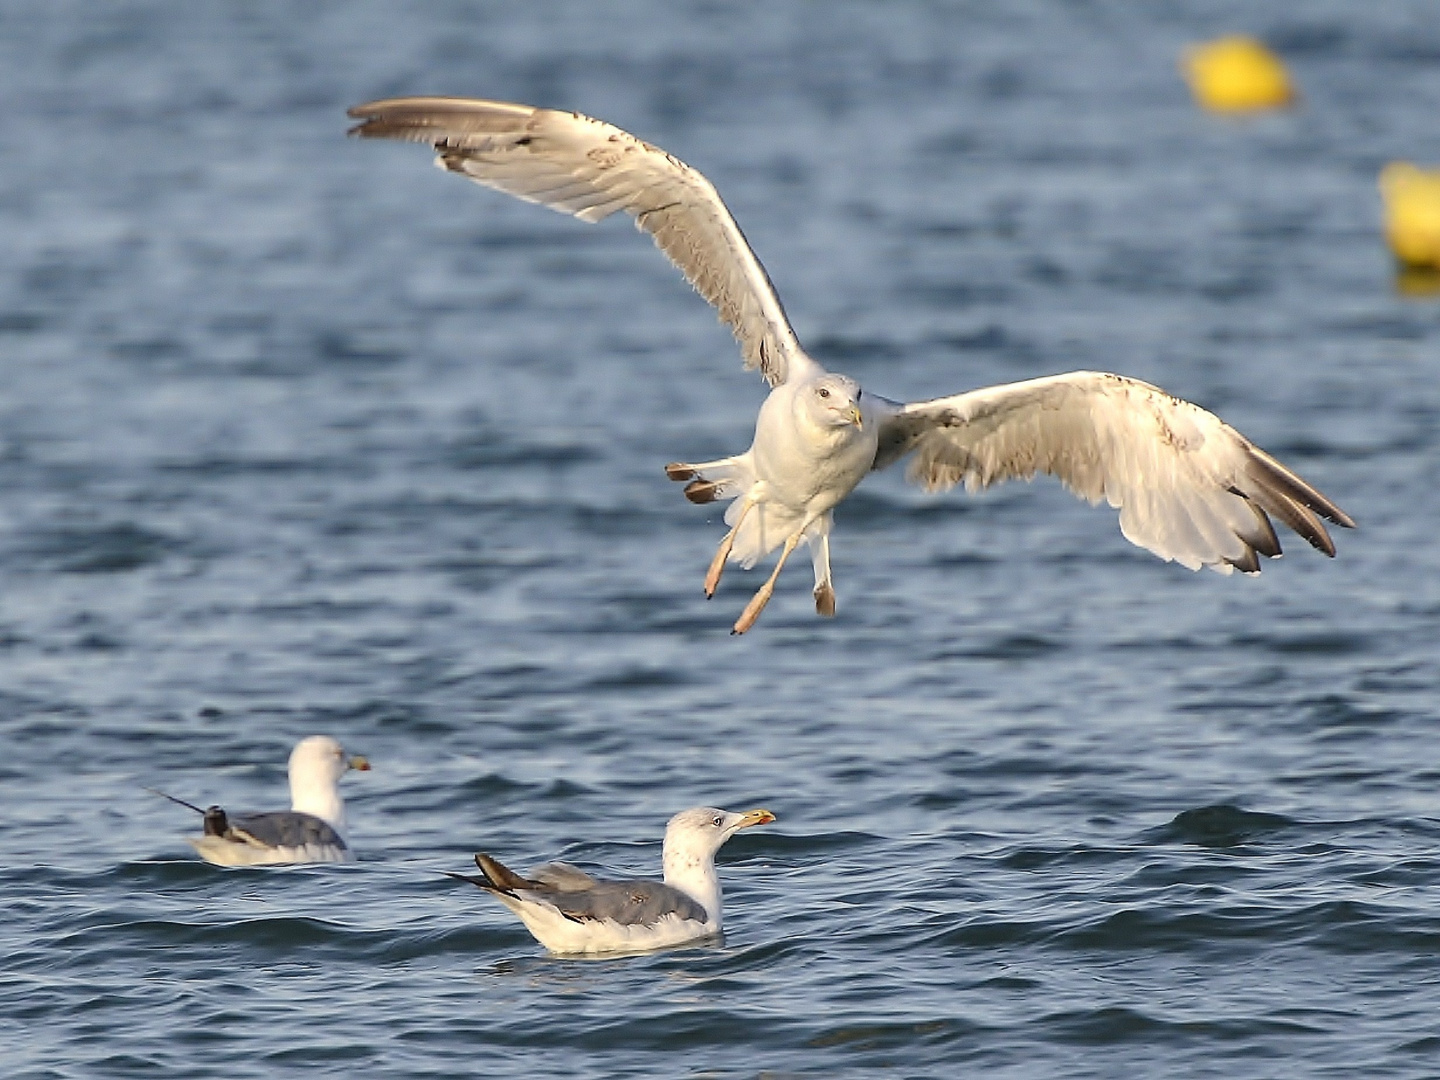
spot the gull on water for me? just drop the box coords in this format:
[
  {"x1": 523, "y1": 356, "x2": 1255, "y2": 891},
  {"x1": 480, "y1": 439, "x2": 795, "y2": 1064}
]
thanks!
[
  {"x1": 447, "y1": 806, "x2": 776, "y2": 955},
  {"x1": 349, "y1": 97, "x2": 1355, "y2": 633},
  {"x1": 152, "y1": 735, "x2": 370, "y2": 867}
]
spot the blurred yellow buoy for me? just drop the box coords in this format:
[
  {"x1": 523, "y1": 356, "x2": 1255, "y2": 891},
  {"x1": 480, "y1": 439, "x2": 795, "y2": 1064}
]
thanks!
[
  {"x1": 1393, "y1": 266, "x2": 1440, "y2": 298},
  {"x1": 1380, "y1": 162, "x2": 1440, "y2": 270},
  {"x1": 1182, "y1": 36, "x2": 1295, "y2": 112}
]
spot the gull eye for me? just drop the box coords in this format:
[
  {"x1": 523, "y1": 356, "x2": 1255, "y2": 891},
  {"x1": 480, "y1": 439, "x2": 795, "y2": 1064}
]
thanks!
[
  {"x1": 817, "y1": 387, "x2": 830, "y2": 399},
  {"x1": 712, "y1": 815, "x2": 724, "y2": 828}
]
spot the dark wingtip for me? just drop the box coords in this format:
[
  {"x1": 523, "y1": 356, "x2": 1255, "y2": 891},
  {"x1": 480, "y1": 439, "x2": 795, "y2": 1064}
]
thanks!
[
  {"x1": 345, "y1": 102, "x2": 382, "y2": 137},
  {"x1": 347, "y1": 118, "x2": 409, "y2": 141},
  {"x1": 1223, "y1": 547, "x2": 1261, "y2": 574},
  {"x1": 1241, "y1": 503, "x2": 1283, "y2": 559},
  {"x1": 664, "y1": 463, "x2": 695, "y2": 482},
  {"x1": 345, "y1": 104, "x2": 432, "y2": 143},
  {"x1": 1242, "y1": 456, "x2": 1340, "y2": 558},
  {"x1": 1246, "y1": 448, "x2": 1354, "y2": 533},
  {"x1": 473, "y1": 852, "x2": 535, "y2": 892}
]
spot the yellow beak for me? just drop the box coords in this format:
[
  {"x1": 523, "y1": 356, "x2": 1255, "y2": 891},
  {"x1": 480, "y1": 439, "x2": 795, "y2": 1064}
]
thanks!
[
  {"x1": 736, "y1": 808, "x2": 776, "y2": 829},
  {"x1": 348, "y1": 755, "x2": 371, "y2": 772},
  {"x1": 846, "y1": 405, "x2": 863, "y2": 429}
]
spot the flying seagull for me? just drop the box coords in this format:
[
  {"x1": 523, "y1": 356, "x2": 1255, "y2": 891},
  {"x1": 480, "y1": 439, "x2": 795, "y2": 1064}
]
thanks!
[
  {"x1": 152, "y1": 735, "x2": 370, "y2": 866},
  {"x1": 447, "y1": 806, "x2": 775, "y2": 955},
  {"x1": 347, "y1": 97, "x2": 1354, "y2": 633}
]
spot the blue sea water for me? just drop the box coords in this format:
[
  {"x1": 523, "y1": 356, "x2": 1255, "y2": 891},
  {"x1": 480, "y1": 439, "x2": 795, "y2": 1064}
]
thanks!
[{"x1": 1, "y1": 1, "x2": 1438, "y2": 1076}]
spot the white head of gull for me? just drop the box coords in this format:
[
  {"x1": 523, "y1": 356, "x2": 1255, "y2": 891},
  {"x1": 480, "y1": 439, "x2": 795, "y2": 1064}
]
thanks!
[
  {"x1": 449, "y1": 806, "x2": 776, "y2": 955},
  {"x1": 349, "y1": 97, "x2": 1354, "y2": 633},
  {"x1": 157, "y1": 735, "x2": 371, "y2": 867}
]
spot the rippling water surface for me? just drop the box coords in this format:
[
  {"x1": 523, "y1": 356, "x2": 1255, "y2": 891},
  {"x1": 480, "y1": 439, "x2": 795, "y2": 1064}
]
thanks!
[{"x1": 2, "y1": 2, "x2": 1439, "y2": 1076}]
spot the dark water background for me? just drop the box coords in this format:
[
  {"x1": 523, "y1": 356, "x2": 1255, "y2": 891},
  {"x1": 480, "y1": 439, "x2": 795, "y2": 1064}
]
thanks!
[{"x1": 2, "y1": 1, "x2": 1438, "y2": 1076}]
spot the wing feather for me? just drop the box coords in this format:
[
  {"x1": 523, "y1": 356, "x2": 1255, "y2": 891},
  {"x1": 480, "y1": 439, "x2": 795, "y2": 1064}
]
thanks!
[
  {"x1": 539, "y1": 880, "x2": 708, "y2": 927},
  {"x1": 459, "y1": 854, "x2": 707, "y2": 926},
  {"x1": 225, "y1": 811, "x2": 348, "y2": 851},
  {"x1": 871, "y1": 371, "x2": 1353, "y2": 573},
  {"x1": 526, "y1": 862, "x2": 602, "y2": 891},
  {"x1": 348, "y1": 97, "x2": 811, "y2": 386}
]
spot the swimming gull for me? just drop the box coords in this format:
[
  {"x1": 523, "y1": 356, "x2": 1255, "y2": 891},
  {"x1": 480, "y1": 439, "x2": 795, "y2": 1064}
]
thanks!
[
  {"x1": 447, "y1": 806, "x2": 775, "y2": 954},
  {"x1": 348, "y1": 97, "x2": 1355, "y2": 633},
  {"x1": 153, "y1": 735, "x2": 370, "y2": 866}
]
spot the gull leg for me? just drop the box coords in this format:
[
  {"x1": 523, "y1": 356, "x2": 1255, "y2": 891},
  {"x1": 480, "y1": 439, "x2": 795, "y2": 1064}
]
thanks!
[
  {"x1": 705, "y1": 498, "x2": 754, "y2": 598},
  {"x1": 733, "y1": 531, "x2": 801, "y2": 635},
  {"x1": 809, "y1": 529, "x2": 835, "y2": 617}
]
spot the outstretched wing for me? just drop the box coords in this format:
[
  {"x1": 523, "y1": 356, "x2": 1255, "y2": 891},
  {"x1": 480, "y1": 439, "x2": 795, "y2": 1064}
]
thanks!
[
  {"x1": 347, "y1": 97, "x2": 812, "y2": 387},
  {"x1": 871, "y1": 371, "x2": 1354, "y2": 573}
]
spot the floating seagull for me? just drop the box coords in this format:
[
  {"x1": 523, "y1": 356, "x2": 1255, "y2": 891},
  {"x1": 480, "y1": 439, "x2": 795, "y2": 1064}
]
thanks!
[
  {"x1": 152, "y1": 735, "x2": 370, "y2": 866},
  {"x1": 348, "y1": 97, "x2": 1354, "y2": 633},
  {"x1": 447, "y1": 806, "x2": 775, "y2": 955}
]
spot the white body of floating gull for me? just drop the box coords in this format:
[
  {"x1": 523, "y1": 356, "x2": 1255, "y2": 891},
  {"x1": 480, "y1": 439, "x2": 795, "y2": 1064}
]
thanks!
[
  {"x1": 156, "y1": 735, "x2": 370, "y2": 867},
  {"x1": 448, "y1": 806, "x2": 775, "y2": 955},
  {"x1": 349, "y1": 98, "x2": 1355, "y2": 633}
]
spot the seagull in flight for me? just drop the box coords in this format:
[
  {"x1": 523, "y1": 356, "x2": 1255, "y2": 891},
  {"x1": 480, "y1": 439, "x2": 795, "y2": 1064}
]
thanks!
[
  {"x1": 447, "y1": 806, "x2": 776, "y2": 955},
  {"x1": 348, "y1": 97, "x2": 1354, "y2": 633}
]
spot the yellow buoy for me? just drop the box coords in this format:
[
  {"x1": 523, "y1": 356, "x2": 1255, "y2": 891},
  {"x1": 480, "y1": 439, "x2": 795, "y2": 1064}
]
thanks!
[
  {"x1": 1393, "y1": 266, "x2": 1440, "y2": 297},
  {"x1": 1380, "y1": 162, "x2": 1440, "y2": 270},
  {"x1": 1182, "y1": 36, "x2": 1295, "y2": 112}
]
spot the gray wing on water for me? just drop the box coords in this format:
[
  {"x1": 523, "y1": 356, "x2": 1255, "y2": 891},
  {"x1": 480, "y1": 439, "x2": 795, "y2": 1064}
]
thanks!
[
  {"x1": 461, "y1": 852, "x2": 707, "y2": 925},
  {"x1": 226, "y1": 811, "x2": 348, "y2": 851},
  {"x1": 540, "y1": 878, "x2": 709, "y2": 927}
]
